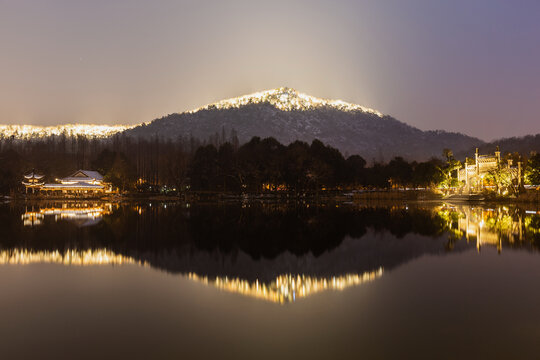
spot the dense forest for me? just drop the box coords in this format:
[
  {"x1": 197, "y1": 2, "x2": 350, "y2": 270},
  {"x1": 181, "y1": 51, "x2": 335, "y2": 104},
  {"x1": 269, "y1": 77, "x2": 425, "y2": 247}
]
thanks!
[{"x1": 0, "y1": 133, "x2": 539, "y2": 195}]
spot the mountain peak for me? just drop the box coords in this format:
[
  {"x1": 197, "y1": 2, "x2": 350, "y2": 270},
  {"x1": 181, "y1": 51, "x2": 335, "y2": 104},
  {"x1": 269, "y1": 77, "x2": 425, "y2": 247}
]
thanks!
[
  {"x1": 126, "y1": 87, "x2": 482, "y2": 161},
  {"x1": 188, "y1": 87, "x2": 383, "y2": 117}
]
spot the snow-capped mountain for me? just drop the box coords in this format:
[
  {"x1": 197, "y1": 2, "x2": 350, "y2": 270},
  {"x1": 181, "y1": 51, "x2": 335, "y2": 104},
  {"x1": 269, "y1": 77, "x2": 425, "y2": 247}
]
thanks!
[
  {"x1": 126, "y1": 87, "x2": 483, "y2": 161},
  {"x1": 0, "y1": 124, "x2": 133, "y2": 140}
]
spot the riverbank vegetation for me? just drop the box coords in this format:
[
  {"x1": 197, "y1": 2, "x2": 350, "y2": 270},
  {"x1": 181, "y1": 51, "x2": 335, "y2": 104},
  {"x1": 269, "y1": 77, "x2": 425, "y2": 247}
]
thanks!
[{"x1": 0, "y1": 134, "x2": 539, "y2": 195}]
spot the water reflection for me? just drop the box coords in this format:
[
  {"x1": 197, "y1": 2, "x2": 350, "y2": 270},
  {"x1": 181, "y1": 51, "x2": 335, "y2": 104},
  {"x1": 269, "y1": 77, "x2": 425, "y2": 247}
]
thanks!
[
  {"x1": 0, "y1": 245, "x2": 382, "y2": 303},
  {"x1": 438, "y1": 204, "x2": 540, "y2": 252},
  {"x1": 21, "y1": 202, "x2": 113, "y2": 227},
  {"x1": 0, "y1": 248, "x2": 142, "y2": 266},
  {"x1": 3, "y1": 201, "x2": 540, "y2": 303},
  {"x1": 188, "y1": 270, "x2": 383, "y2": 304}
]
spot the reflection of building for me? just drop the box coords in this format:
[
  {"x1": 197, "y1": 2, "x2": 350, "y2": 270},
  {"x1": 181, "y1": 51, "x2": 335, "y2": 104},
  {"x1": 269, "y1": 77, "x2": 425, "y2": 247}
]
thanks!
[
  {"x1": 21, "y1": 211, "x2": 44, "y2": 226},
  {"x1": 442, "y1": 204, "x2": 524, "y2": 252},
  {"x1": 457, "y1": 147, "x2": 521, "y2": 193},
  {"x1": 21, "y1": 203, "x2": 113, "y2": 227},
  {"x1": 22, "y1": 170, "x2": 111, "y2": 196}
]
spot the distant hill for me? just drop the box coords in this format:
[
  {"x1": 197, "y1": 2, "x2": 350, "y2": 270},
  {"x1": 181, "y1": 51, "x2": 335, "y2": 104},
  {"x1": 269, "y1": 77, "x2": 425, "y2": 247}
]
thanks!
[
  {"x1": 456, "y1": 134, "x2": 540, "y2": 159},
  {"x1": 0, "y1": 124, "x2": 132, "y2": 140},
  {"x1": 124, "y1": 87, "x2": 483, "y2": 161}
]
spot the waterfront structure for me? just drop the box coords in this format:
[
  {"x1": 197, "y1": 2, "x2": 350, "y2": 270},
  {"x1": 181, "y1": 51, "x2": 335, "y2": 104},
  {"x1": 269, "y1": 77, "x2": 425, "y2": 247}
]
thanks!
[
  {"x1": 457, "y1": 147, "x2": 522, "y2": 193},
  {"x1": 22, "y1": 170, "x2": 45, "y2": 194},
  {"x1": 22, "y1": 170, "x2": 111, "y2": 196}
]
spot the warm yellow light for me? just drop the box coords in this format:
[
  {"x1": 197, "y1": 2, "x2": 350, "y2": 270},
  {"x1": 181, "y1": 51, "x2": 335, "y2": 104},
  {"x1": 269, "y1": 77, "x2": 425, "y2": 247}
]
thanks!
[
  {"x1": 188, "y1": 88, "x2": 383, "y2": 117},
  {"x1": 0, "y1": 249, "x2": 145, "y2": 266},
  {"x1": 21, "y1": 205, "x2": 113, "y2": 226},
  {"x1": 188, "y1": 268, "x2": 383, "y2": 304},
  {"x1": 0, "y1": 124, "x2": 133, "y2": 139},
  {"x1": 0, "y1": 247, "x2": 383, "y2": 303}
]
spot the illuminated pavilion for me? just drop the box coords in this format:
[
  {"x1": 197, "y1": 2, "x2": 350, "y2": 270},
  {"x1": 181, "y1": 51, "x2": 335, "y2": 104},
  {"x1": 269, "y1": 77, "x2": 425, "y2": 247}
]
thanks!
[
  {"x1": 22, "y1": 170, "x2": 110, "y2": 196},
  {"x1": 22, "y1": 170, "x2": 45, "y2": 194}
]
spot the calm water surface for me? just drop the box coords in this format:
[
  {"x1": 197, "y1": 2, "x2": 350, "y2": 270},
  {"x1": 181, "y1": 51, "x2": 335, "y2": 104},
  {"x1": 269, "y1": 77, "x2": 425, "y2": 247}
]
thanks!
[{"x1": 1, "y1": 201, "x2": 540, "y2": 359}]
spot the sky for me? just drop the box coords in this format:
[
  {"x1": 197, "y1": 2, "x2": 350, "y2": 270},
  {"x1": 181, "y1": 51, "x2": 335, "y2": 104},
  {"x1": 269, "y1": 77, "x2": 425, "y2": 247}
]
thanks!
[{"x1": 1, "y1": 0, "x2": 539, "y2": 141}]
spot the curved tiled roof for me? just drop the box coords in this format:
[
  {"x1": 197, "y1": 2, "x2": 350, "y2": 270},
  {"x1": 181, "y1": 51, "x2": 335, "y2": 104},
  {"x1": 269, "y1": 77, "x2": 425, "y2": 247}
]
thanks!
[
  {"x1": 62, "y1": 170, "x2": 104, "y2": 182},
  {"x1": 42, "y1": 182, "x2": 104, "y2": 189},
  {"x1": 24, "y1": 172, "x2": 44, "y2": 179}
]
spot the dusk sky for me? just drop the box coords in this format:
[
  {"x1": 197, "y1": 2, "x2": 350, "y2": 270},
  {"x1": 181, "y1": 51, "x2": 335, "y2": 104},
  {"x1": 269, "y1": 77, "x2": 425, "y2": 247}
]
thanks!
[{"x1": 1, "y1": 0, "x2": 539, "y2": 141}]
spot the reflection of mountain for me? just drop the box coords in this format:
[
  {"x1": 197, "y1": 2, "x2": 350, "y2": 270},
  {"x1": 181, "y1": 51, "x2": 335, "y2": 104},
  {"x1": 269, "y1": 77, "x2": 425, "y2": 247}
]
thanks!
[
  {"x1": 131, "y1": 229, "x2": 462, "y2": 282},
  {"x1": 3, "y1": 203, "x2": 466, "y2": 275},
  {"x1": 5, "y1": 202, "x2": 463, "y2": 273},
  {"x1": 0, "y1": 248, "x2": 382, "y2": 303},
  {"x1": 2, "y1": 202, "x2": 540, "y2": 302},
  {"x1": 0, "y1": 249, "x2": 139, "y2": 266}
]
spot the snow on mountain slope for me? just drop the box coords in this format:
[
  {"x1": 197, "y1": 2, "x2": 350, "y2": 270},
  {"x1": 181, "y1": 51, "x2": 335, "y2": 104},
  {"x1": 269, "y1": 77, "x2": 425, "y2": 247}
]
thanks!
[{"x1": 126, "y1": 87, "x2": 483, "y2": 161}]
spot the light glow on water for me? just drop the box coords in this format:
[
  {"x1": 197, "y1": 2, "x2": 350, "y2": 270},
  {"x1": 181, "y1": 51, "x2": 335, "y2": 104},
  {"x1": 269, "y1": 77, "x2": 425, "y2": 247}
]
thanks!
[
  {"x1": 21, "y1": 204, "x2": 113, "y2": 226},
  {"x1": 0, "y1": 248, "x2": 383, "y2": 303},
  {"x1": 188, "y1": 269, "x2": 383, "y2": 304},
  {"x1": 0, "y1": 249, "x2": 144, "y2": 266}
]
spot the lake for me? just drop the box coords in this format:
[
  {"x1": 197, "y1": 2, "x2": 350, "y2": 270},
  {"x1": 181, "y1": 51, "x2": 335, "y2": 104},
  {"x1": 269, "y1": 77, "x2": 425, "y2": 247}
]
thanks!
[{"x1": 1, "y1": 200, "x2": 540, "y2": 359}]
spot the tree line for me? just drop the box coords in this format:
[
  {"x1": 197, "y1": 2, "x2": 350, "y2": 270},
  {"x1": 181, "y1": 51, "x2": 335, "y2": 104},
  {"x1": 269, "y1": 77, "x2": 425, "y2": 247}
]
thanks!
[{"x1": 1, "y1": 132, "x2": 539, "y2": 194}]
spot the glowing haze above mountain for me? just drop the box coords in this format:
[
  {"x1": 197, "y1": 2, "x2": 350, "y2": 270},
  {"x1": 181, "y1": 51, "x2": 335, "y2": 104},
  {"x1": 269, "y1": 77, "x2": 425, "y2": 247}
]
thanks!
[
  {"x1": 2, "y1": 1, "x2": 540, "y2": 141},
  {"x1": 1, "y1": 88, "x2": 385, "y2": 139}
]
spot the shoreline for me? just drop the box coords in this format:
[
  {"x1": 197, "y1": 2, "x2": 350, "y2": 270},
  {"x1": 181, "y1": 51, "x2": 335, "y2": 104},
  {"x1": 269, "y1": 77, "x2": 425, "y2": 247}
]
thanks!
[{"x1": 3, "y1": 189, "x2": 540, "y2": 208}]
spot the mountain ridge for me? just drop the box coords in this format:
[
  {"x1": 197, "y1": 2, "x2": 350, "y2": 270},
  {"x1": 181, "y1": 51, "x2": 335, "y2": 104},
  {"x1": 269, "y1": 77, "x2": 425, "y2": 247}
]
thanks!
[
  {"x1": 125, "y1": 87, "x2": 483, "y2": 161},
  {"x1": 456, "y1": 133, "x2": 540, "y2": 159},
  {"x1": 185, "y1": 87, "x2": 384, "y2": 116}
]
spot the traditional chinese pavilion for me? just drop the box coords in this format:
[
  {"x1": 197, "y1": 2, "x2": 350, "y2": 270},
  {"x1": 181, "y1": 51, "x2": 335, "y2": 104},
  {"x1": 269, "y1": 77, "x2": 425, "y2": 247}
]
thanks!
[
  {"x1": 22, "y1": 170, "x2": 110, "y2": 196},
  {"x1": 22, "y1": 170, "x2": 45, "y2": 194}
]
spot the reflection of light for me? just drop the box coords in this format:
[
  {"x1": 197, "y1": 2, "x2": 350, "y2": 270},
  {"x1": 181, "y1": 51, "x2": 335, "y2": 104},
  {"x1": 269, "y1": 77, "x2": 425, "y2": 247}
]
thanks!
[
  {"x1": 21, "y1": 212, "x2": 44, "y2": 227},
  {"x1": 440, "y1": 203, "x2": 538, "y2": 251},
  {"x1": 188, "y1": 268, "x2": 383, "y2": 304},
  {"x1": 0, "y1": 249, "x2": 145, "y2": 266},
  {"x1": 0, "y1": 248, "x2": 383, "y2": 303},
  {"x1": 21, "y1": 204, "x2": 113, "y2": 226}
]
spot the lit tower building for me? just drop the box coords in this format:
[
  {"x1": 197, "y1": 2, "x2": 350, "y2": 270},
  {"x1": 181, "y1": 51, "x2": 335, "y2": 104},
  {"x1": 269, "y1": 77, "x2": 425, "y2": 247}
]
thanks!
[
  {"x1": 457, "y1": 147, "x2": 522, "y2": 193},
  {"x1": 22, "y1": 170, "x2": 45, "y2": 194},
  {"x1": 21, "y1": 169, "x2": 111, "y2": 196}
]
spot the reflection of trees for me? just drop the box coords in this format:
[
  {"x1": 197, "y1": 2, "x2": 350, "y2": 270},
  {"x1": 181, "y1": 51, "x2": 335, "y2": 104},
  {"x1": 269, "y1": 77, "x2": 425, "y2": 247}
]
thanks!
[
  {"x1": 186, "y1": 204, "x2": 470, "y2": 258},
  {"x1": 2, "y1": 202, "x2": 472, "y2": 283},
  {"x1": 2, "y1": 202, "x2": 455, "y2": 257},
  {"x1": 3, "y1": 202, "x2": 540, "y2": 277},
  {"x1": 5, "y1": 202, "x2": 540, "y2": 256},
  {"x1": 438, "y1": 204, "x2": 540, "y2": 252}
]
